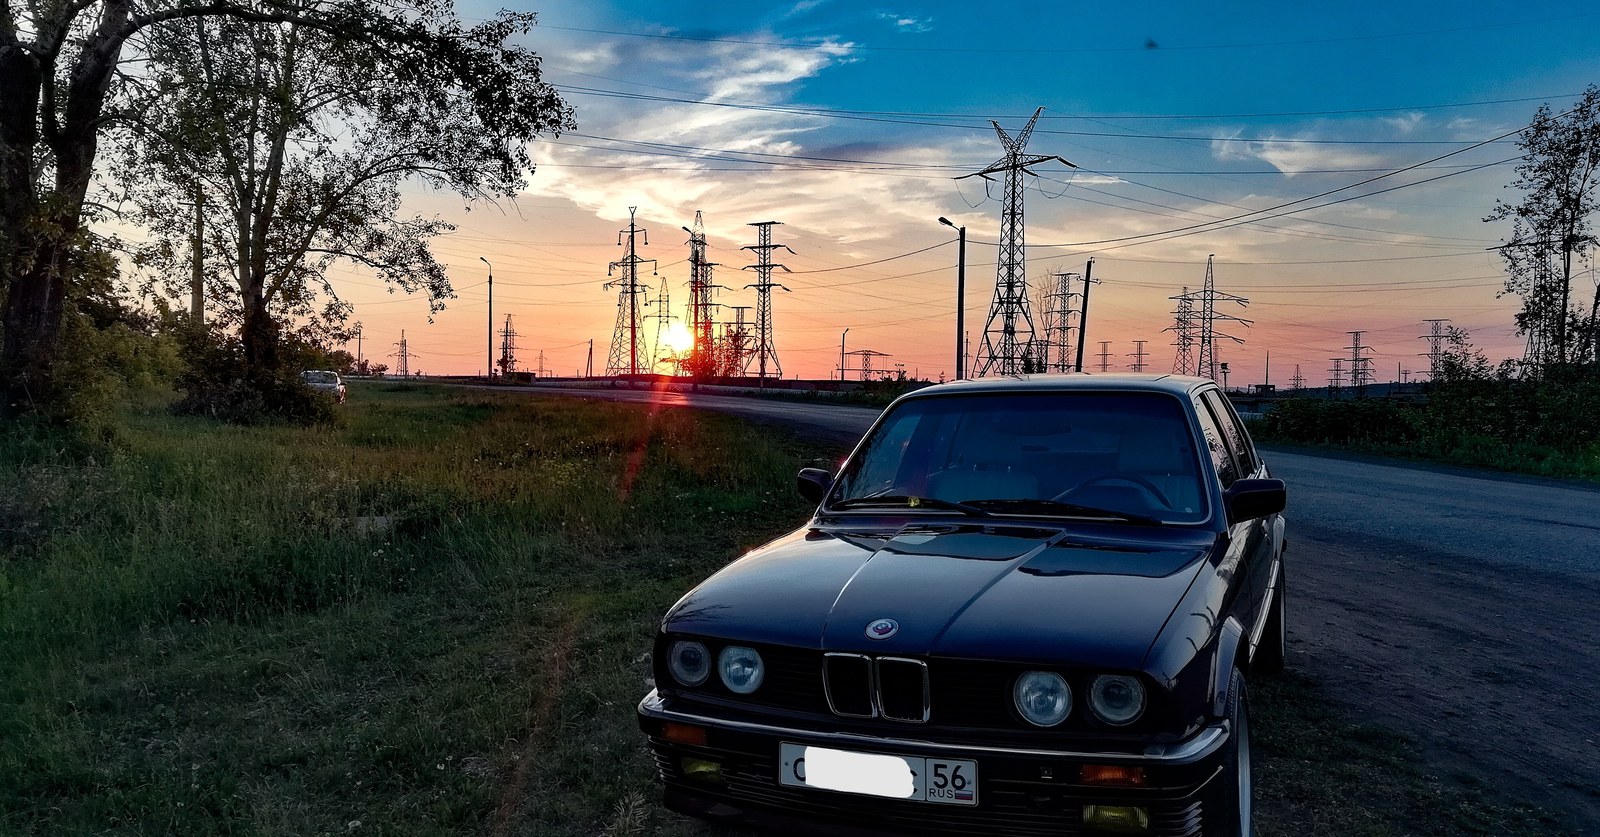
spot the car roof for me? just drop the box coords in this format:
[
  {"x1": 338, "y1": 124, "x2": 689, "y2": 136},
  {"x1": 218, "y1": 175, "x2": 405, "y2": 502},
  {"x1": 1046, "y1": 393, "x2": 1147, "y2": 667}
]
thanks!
[{"x1": 898, "y1": 372, "x2": 1216, "y2": 401}]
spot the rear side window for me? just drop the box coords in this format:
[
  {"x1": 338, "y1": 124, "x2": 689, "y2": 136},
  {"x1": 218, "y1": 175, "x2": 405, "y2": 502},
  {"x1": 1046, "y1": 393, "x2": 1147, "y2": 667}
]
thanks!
[
  {"x1": 1202, "y1": 391, "x2": 1257, "y2": 476},
  {"x1": 1192, "y1": 397, "x2": 1239, "y2": 488}
]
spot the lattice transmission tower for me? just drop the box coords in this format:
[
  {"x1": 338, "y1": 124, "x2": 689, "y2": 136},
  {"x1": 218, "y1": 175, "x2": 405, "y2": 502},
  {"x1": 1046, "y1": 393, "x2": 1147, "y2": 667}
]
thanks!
[
  {"x1": 683, "y1": 212, "x2": 723, "y2": 378},
  {"x1": 1194, "y1": 255, "x2": 1251, "y2": 382},
  {"x1": 496, "y1": 315, "x2": 517, "y2": 377},
  {"x1": 959, "y1": 107, "x2": 1075, "y2": 376},
  {"x1": 1128, "y1": 340, "x2": 1149, "y2": 372},
  {"x1": 723, "y1": 306, "x2": 753, "y2": 377},
  {"x1": 742, "y1": 221, "x2": 793, "y2": 379},
  {"x1": 1038, "y1": 270, "x2": 1082, "y2": 372},
  {"x1": 1327, "y1": 358, "x2": 1345, "y2": 393},
  {"x1": 648, "y1": 281, "x2": 673, "y2": 372},
  {"x1": 1419, "y1": 318, "x2": 1449, "y2": 380},
  {"x1": 390, "y1": 331, "x2": 414, "y2": 378},
  {"x1": 1346, "y1": 330, "x2": 1375, "y2": 394},
  {"x1": 1290, "y1": 365, "x2": 1305, "y2": 391},
  {"x1": 605, "y1": 207, "x2": 657, "y2": 376},
  {"x1": 1167, "y1": 287, "x2": 1196, "y2": 375}
]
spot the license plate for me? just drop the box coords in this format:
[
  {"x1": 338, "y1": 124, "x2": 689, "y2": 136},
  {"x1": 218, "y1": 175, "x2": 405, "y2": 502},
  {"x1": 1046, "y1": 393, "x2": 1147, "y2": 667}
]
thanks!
[{"x1": 778, "y1": 743, "x2": 978, "y2": 806}]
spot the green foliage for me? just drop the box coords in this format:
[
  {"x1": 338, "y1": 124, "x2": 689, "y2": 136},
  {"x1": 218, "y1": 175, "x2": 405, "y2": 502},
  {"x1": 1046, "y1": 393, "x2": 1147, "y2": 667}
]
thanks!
[
  {"x1": 0, "y1": 386, "x2": 818, "y2": 835},
  {"x1": 171, "y1": 324, "x2": 339, "y2": 426},
  {"x1": 1256, "y1": 398, "x2": 1422, "y2": 447}
]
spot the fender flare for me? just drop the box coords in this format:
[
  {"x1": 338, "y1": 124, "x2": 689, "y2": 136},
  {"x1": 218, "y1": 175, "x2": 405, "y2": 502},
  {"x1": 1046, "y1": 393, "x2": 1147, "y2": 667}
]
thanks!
[{"x1": 1211, "y1": 617, "x2": 1248, "y2": 718}]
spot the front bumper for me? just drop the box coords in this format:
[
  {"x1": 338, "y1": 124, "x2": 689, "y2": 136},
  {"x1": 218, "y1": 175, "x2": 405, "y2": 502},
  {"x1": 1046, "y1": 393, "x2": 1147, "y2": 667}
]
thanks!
[{"x1": 638, "y1": 690, "x2": 1228, "y2": 836}]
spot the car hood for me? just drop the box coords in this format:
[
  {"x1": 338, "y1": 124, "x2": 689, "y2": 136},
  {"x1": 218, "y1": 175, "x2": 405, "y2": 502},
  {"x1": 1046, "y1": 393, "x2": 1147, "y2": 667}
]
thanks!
[{"x1": 663, "y1": 521, "x2": 1214, "y2": 671}]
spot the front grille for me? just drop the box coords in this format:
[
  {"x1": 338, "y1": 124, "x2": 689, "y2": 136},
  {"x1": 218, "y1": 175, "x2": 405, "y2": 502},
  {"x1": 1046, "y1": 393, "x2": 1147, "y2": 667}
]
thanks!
[
  {"x1": 876, "y1": 657, "x2": 930, "y2": 722},
  {"x1": 824, "y1": 654, "x2": 875, "y2": 717},
  {"x1": 822, "y1": 654, "x2": 929, "y2": 722}
]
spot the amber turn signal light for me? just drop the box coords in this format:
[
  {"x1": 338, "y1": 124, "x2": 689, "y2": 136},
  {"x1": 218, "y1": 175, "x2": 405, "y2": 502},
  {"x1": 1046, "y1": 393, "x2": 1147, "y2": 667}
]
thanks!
[
  {"x1": 1080, "y1": 764, "x2": 1146, "y2": 786},
  {"x1": 662, "y1": 722, "x2": 707, "y2": 746}
]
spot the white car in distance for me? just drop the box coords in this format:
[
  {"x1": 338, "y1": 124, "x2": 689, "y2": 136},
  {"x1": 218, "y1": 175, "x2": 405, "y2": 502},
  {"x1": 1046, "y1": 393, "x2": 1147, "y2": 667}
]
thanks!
[{"x1": 300, "y1": 370, "x2": 347, "y2": 403}]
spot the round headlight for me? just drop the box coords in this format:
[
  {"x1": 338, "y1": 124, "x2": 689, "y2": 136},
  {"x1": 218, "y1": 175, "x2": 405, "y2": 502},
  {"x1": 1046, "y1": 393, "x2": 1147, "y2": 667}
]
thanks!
[
  {"x1": 718, "y1": 646, "x2": 765, "y2": 694},
  {"x1": 1089, "y1": 674, "x2": 1146, "y2": 725},
  {"x1": 667, "y1": 640, "x2": 710, "y2": 687},
  {"x1": 1013, "y1": 671, "x2": 1072, "y2": 727}
]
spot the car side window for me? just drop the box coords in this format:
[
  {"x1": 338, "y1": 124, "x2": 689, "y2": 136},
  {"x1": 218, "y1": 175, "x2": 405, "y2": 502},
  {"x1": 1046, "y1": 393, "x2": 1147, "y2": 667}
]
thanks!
[
  {"x1": 1192, "y1": 397, "x2": 1239, "y2": 489},
  {"x1": 1202, "y1": 391, "x2": 1257, "y2": 476}
]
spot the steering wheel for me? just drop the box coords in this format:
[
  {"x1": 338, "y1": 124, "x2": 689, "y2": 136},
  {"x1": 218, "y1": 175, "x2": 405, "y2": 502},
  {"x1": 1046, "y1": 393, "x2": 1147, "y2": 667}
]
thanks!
[{"x1": 1052, "y1": 474, "x2": 1173, "y2": 509}]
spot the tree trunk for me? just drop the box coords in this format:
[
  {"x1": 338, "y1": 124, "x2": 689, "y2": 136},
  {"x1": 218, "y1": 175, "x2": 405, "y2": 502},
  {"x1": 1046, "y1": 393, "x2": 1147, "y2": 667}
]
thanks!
[
  {"x1": 1, "y1": 241, "x2": 69, "y2": 415},
  {"x1": 240, "y1": 282, "x2": 279, "y2": 373}
]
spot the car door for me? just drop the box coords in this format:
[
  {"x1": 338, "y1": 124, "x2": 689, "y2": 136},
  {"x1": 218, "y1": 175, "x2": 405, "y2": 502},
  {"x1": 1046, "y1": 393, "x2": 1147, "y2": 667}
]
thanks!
[
  {"x1": 1190, "y1": 391, "x2": 1256, "y2": 628},
  {"x1": 1201, "y1": 390, "x2": 1276, "y2": 652}
]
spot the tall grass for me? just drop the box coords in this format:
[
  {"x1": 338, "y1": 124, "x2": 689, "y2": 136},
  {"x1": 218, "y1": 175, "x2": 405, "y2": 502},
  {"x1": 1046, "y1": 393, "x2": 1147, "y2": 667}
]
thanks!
[{"x1": 0, "y1": 384, "x2": 824, "y2": 835}]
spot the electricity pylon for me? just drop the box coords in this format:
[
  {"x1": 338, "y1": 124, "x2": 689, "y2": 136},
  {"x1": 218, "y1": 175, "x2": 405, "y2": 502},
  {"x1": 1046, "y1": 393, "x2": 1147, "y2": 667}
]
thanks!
[
  {"x1": 1128, "y1": 340, "x2": 1149, "y2": 372},
  {"x1": 390, "y1": 331, "x2": 414, "y2": 378},
  {"x1": 1167, "y1": 287, "x2": 1196, "y2": 375},
  {"x1": 496, "y1": 315, "x2": 517, "y2": 377},
  {"x1": 958, "y1": 107, "x2": 1075, "y2": 376},
  {"x1": 1346, "y1": 330, "x2": 1375, "y2": 394},
  {"x1": 742, "y1": 221, "x2": 792, "y2": 380},
  {"x1": 1419, "y1": 318, "x2": 1449, "y2": 380},
  {"x1": 648, "y1": 281, "x2": 673, "y2": 373},
  {"x1": 1038, "y1": 270, "x2": 1081, "y2": 372},
  {"x1": 1195, "y1": 255, "x2": 1251, "y2": 382},
  {"x1": 683, "y1": 212, "x2": 722, "y2": 378},
  {"x1": 605, "y1": 207, "x2": 656, "y2": 376}
]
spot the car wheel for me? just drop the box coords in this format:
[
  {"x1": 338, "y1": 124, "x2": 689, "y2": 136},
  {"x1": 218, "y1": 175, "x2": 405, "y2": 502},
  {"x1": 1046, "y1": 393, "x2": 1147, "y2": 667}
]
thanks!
[
  {"x1": 1211, "y1": 669, "x2": 1254, "y2": 837},
  {"x1": 1254, "y1": 564, "x2": 1286, "y2": 674}
]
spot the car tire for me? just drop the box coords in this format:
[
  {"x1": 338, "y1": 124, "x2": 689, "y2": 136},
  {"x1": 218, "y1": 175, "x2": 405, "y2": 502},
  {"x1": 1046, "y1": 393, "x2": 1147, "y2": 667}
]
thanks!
[
  {"x1": 1210, "y1": 668, "x2": 1254, "y2": 837},
  {"x1": 1254, "y1": 563, "x2": 1287, "y2": 674}
]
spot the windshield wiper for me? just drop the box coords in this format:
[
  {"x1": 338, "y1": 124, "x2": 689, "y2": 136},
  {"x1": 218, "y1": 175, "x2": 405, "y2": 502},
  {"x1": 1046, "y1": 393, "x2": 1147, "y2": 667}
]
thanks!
[
  {"x1": 961, "y1": 498, "x2": 1163, "y2": 526},
  {"x1": 829, "y1": 495, "x2": 992, "y2": 517}
]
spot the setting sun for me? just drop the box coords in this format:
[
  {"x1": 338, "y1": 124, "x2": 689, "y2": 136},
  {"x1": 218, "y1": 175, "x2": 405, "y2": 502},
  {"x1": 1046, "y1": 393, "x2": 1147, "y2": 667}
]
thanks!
[{"x1": 664, "y1": 321, "x2": 694, "y2": 354}]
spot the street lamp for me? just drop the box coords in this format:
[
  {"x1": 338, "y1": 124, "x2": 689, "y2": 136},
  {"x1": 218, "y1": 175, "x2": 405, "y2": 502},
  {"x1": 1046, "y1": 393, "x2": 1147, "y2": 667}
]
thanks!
[
  {"x1": 938, "y1": 217, "x2": 966, "y2": 380},
  {"x1": 840, "y1": 327, "x2": 850, "y2": 381},
  {"x1": 480, "y1": 256, "x2": 493, "y2": 380}
]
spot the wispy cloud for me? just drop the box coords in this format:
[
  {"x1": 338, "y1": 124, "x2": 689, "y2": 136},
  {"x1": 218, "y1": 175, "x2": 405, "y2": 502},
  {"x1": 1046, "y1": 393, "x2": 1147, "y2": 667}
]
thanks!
[
  {"x1": 1210, "y1": 131, "x2": 1388, "y2": 176},
  {"x1": 876, "y1": 11, "x2": 934, "y2": 33}
]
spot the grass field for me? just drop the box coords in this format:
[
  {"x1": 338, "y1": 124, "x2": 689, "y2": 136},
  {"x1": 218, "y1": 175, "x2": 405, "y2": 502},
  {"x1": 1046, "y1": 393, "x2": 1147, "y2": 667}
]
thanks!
[{"x1": 0, "y1": 385, "x2": 1571, "y2": 835}]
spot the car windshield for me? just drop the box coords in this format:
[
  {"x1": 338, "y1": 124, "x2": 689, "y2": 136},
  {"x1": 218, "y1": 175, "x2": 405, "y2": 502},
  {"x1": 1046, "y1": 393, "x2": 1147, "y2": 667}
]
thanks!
[
  {"x1": 303, "y1": 371, "x2": 337, "y2": 384},
  {"x1": 828, "y1": 391, "x2": 1208, "y2": 524}
]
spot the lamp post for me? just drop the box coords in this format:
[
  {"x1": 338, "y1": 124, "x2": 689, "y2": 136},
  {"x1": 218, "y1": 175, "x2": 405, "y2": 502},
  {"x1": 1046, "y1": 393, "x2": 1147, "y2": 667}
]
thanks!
[
  {"x1": 938, "y1": 217, "x2": 966, "y2": 380},
  {"x1": 839, "y1": 327, "x2": 850, "y2": 381},
  {"x1": 480, "y1": 256, "x2": 493, "y2": 380}
]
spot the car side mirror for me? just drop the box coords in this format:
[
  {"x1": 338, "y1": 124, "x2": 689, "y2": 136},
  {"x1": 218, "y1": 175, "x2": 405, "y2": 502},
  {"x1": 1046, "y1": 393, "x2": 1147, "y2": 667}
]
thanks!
[
  {"x1": 797, "y1": 468, "x2": 834, "y2": 505},
  {"x1": 1224, "y1": 478, "x2": 1286, "y2": 525}
]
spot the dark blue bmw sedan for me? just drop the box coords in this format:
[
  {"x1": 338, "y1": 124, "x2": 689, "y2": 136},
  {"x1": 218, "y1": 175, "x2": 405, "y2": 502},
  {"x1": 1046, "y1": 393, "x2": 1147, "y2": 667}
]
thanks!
[{"x1": 639, "y1": 374, "x2": 1287, "y2": 836}]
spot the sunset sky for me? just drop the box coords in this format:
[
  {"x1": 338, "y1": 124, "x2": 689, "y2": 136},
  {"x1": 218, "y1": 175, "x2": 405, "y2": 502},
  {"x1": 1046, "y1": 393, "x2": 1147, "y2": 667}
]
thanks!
[{"x1": 326, "y1": 0, "x2": 1600, "y2": 385}]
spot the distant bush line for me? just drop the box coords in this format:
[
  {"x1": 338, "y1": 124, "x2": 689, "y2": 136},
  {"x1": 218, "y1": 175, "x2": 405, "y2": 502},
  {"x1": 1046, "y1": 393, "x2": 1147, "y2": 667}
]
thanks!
[{"x1": 1250, "y1": 371, "x2": 1600, "y2": 480}]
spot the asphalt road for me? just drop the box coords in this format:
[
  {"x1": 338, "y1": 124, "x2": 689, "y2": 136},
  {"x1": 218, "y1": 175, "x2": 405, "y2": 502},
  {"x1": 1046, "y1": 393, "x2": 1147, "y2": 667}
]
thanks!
[{"x1": 503, "y1": 384, "x2": 1600, "y2": 828}]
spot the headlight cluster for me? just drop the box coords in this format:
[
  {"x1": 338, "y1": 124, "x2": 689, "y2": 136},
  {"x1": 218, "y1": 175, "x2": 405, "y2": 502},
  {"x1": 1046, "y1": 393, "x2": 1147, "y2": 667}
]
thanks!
[
  {"x1": 1013, "y1": 671, "x2": 1146, "y2": 727},
  {"x1": 666, "y1": 640, "x2": 766, "y2": 695}
]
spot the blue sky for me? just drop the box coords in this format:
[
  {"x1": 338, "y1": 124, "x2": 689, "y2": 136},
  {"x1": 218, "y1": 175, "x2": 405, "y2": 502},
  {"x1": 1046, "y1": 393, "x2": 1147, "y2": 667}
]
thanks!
[{"x1": 349, "y1": 0, "x2": 1600, "y2": 382}]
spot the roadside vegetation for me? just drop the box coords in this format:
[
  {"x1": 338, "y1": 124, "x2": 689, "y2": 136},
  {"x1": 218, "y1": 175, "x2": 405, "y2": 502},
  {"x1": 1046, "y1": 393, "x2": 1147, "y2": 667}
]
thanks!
[
  {"x1": 0, "y1": 385, "x2": 1573, "y2": 835},
  {"x1": 1251, "y1": 364, "x2": 1600, "y2": 481}
]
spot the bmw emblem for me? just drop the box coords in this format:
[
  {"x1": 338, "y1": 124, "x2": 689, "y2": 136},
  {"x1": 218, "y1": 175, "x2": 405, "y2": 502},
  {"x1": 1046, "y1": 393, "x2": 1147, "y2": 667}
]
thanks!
[{"x1": 866, "y1": 618, "x2": 899, "y2": 640}]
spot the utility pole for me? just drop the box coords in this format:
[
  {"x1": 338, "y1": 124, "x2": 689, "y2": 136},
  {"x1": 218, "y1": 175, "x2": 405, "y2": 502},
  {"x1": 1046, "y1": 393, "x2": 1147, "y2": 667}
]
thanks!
[
  {"x1": 1128, "y1": 340, "x2": 1149, "y2": 372},
  {"x1": 605, "y1": 207, "x2": 656, "y2": 377},
  {"x1": 479, "y1": 257, "x2": 493, "y2": 380},
  {"x1": 742, "y1": 221, "x2": 793, "y2": 384},
  {"x1": 354, "y1": 324, "x2": 363, "y2": 369},
  {"x1": 586, "y1": 339, "x2": 593, "y2": 378},
  {"x1": 1264, "y1": 350, "x2": 1270, "y2": 390},
  {"x1": 1096, "y1": 340, "x2": 1112, "y2": 372},
  {"x1": 1346, "y1": 330, "x2": 1375, "y2": 395},
  {"x1": 839, "y1": 328, "x2": 849, "y2": 381},
  {"x1": 1074, "y1": 259, "x2": 1098, "y2": 373},
  {"x1": 958, "y1": 107, "x2": 1075, "y2": 377},
  {"x1": 938, "y1": 217, "x2": 968, "y2": 379}
]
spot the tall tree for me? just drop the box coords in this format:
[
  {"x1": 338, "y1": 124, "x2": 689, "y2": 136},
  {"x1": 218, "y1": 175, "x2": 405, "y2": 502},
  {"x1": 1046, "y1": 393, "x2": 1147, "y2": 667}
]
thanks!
[
  {"x1": 1488, "y1": 85, "x2": 1600, "y2": 372},
  {"x1": 119, "y1": 9, "x2": 570, "y2": 376},
  {"x1": 0, "y1": 1, "x2": 569, "y2": 418}
]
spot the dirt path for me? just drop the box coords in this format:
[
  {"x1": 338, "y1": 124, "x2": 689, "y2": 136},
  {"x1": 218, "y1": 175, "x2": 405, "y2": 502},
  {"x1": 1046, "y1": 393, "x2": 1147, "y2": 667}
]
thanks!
[{"x1": 1288, "y1": 522, "x2": 1600, "y2": 829}]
